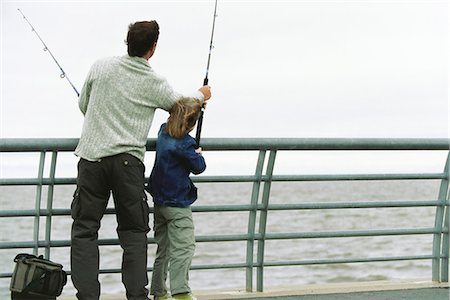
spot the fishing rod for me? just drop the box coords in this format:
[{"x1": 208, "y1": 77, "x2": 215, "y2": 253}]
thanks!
[
  {"x1": 17, "y1": 9, "x2": 80, "y2": 97},
  {"x1": 196, "y1": 0, "x2": 218, "y2": 146}
]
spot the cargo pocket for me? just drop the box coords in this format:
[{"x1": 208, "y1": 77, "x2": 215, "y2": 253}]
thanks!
[
  {"x1": 172, "y1": 213, "x2": 196, "y2": 248},
  {"x1": 122, "y1": 154, "x2": 145, "y2": 185},
  {"x1": 71, "y1": 188, "x2": 81, "y2": 220},
  {"x1": 173, "y1": 215, "x2": 194, "y2": 230}
]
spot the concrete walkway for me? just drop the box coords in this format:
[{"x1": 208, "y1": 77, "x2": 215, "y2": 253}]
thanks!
[
  {"x1": 191, "y1": 280, "x2": 449, "y2": 300},
  {"x1": 60, "y1": 280, "x2": 449, "y2": 300},
  {"x1": 230, "y1": 287, "x2": 449, "y2": 300}
]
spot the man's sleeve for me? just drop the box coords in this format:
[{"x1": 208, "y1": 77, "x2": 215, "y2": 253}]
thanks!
[
  {"x1": 78, "y1": 65, "x2": 95, "y2": 115},
  {"x1": 153, "y1": 76, "x2": 205, "y2": 112}
]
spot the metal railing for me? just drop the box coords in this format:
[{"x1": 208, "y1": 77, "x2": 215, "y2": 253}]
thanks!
[{"x1": 0, "y1": 138, "x2": 449, "y2": 292}]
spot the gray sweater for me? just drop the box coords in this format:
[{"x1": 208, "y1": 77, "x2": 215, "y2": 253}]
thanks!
[{"x1": 75, "y1": 55, "x2": 203, "y2": 162}]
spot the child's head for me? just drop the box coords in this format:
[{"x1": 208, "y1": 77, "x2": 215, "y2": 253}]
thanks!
[{"x1": 166, "y1": 97, "x2": 202, "y2": 139}]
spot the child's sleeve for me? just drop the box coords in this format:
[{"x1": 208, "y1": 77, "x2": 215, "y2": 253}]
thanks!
[{"x1": 178, "y1": 139, "x2": 206, "y2": 175}]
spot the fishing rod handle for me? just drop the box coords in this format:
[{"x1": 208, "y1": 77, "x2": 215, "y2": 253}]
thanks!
[{"x1": 195, "y1": 110, "x2": 204, "y2": 146}]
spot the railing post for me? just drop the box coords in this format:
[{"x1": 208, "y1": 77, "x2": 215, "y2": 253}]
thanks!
[
  {"x1": 440, "y1": 151, "x2": 450, "y2": 282},
  {"x1": 256, "y1": 150, "x2": 276, "y2": 292},
  {"x1": 34, "y1": 152, "x2": 46, "y2": 255},
  {"x1": 246, "y1": 150, "x2": 266, "y2": 292},
  {"x1": 441, "y1": 197, "x2": 449, "y2": 282},
  {"x1": 45, "y1": 151, "x2": 57, "y2": 259},
  {"x1": 432, "y1": 151, "x2": 450, "y2": 281}
]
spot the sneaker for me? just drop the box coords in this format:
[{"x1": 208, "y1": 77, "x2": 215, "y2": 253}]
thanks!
[
  {"x1": 172, "y1": 293, "x2": 197, "y2": 300},
  {"x1": 154, "y1": 293, "x2": 173, "y2": 300}
]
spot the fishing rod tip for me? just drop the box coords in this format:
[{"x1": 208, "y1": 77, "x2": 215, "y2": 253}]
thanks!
[{"x1": 17, "y1": 8, "x2": 25, "y2": 17}]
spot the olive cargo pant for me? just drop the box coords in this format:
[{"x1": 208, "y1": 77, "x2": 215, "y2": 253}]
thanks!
[
  {"x1": 71, "y1": 154, "x2": 150, "y2": 300},
  {"x1": 151, "y1": 206, "x2": 195, "y2": 297}
]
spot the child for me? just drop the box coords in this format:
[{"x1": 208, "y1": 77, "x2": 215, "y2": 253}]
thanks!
[{"x1": 146, "y1": 97, "x2": 206, "y2": 300}]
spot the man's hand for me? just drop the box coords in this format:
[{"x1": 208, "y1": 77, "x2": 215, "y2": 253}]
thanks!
[{"x1": 198, "y1": 85, "x2": 211, "y2": 101}]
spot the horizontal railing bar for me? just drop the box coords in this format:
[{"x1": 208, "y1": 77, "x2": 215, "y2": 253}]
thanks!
[
  {"x1": 0, "y1": 173, "x2": 446, "y2": 186},
  {"x1": 189, "y1": 263, "x2": 248, "y2": 270},
  {"x1": 271, "y1": 173, "x2": 446, "y2": 181},
  {"x1": 0, "y1": 206, "x2": 255, "y2": 217},
  {"x1": 0, "y1": 272, "x2": 14, "y2": 278},
  {"x1": 0, "y1": 208, "x2": 117, "y2": 217},
  {"x1": 198, "y1": 201, "x2": 447, "y2": 212},
  {"x1": 263, "y1": 255, "x2": 435, "y2": 267},
  {"x1": 0, "y1": 176, "x2": 259, "y2": 186},
  {"x1": 0, "y1": 234, "x2": 252, "y2": 249},
  {"x1": 1, "y1": 269, "x2": 118, "y2": 278},
  {"x1": 0, "y1": 178, "x2": 76, "y2": 185},
  {"x1": 0, "y1": 262, "x2": 251, "y2": 278},
  {"x1": 0, "y1": 200, "x2": 439, "y2": 218},
  {"x1": 0, "y1": 238, "x2": 159, "y2": 249},
  {"x1": 97, "y1": 263, "x2": 250, "y2": 274},
  {"x1": 0, "y1": 138, "x2": 80, "y2": 152},
  {"x1": 0, "y1": 255, "x2": 440, "y2": 279},
  {"x1": 202, "y1": 138, "x2": 450, "y2": 151},
  {"x1": 266, "y1": 200, "x2": 447, "y2": 210},
  {"x1": 1, "y1": 200, "x2": 447, "y2": 218},
  {"x1": 264, "y1": 228, "x2": 442, "y2": 240},
  {"x1": 0, "y1": 239, "x2": 121, "y2": 249},
  {"x1": 193, "y1": 176, "x2": 256, "y2": 183},
  {"x1": 1, "y1": 138, "x2": 450, "y2": 151},
  {"x1": 93, "y1": 263, "x2": 251, "y2": 274},
  {"x1": 195, "y1": 234, "x2": 251, "y2": 242},
  {"x1": 1, "y1": 228, "x2": 444, "y2": 250},
  {"x1": 195, "y1": 173, "x2": 447, "y2": 182},
  {"x1": 194, "y1": 205, "x2": 254, "y2": 212}
]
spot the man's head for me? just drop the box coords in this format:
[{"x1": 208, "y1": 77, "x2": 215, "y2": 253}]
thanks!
[{"x1": 126, "y1": 21, "x2": 159, "y2": 57}]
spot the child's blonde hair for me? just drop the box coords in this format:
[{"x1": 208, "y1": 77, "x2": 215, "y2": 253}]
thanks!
[{"x1": 166, "y1": 97, "x2": 202, "y2": 139}]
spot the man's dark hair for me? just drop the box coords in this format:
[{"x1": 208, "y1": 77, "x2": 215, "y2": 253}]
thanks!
[{"x1": 126, "y1": 21, "x2": 159, "y2": 57}]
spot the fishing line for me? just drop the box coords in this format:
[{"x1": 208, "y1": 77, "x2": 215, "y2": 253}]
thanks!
[
  {"x1": 196, "y1": 0, "x2": 218, "y2": 146},
  {"x1": 17, "y1": 9, "x2": 80, "y2": 97}
]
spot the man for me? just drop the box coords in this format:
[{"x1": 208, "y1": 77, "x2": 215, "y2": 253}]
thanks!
[{"x1": 71, "y1": 21, "x2": 211, "y2": 300}]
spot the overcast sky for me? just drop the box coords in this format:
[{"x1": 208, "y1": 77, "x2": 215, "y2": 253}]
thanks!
[{"x1": 1, "y1": 0, "x2": 448, "y2": 140}]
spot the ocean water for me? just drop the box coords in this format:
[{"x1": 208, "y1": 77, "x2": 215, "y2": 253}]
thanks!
[{"x1": 0, "y1": 180, "x2": 442, "y2": 298}]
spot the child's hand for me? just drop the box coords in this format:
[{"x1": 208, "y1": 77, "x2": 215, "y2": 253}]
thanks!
[{"x1": 195, "y1": 147, "x2": 203, "y2": 155}]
